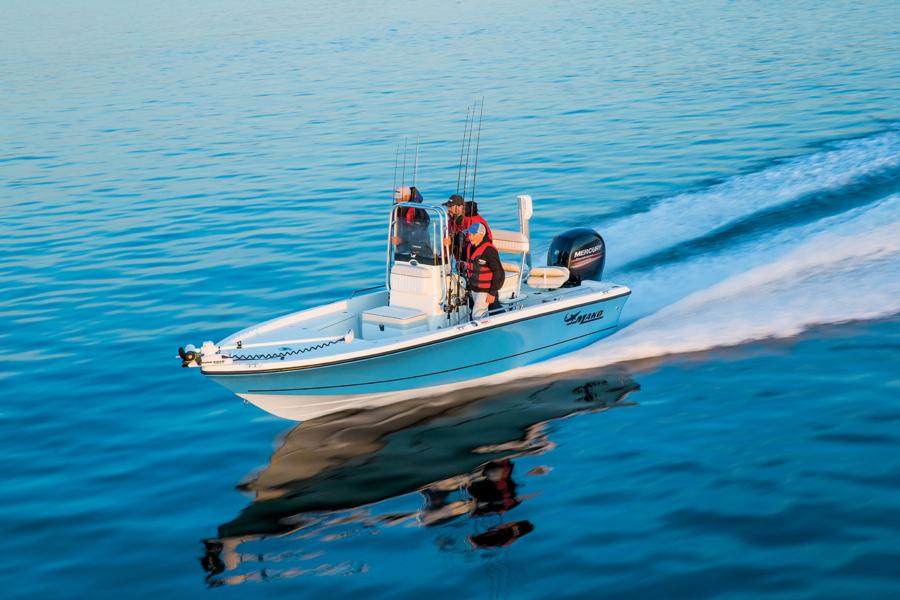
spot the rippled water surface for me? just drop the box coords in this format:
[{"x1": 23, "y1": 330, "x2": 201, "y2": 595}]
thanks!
[{"x1": 3, "y1": 1, "x2": 900, "y2": 597}]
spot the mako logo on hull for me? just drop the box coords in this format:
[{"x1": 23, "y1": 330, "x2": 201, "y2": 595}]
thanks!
[{"x1": 564, "y1": 309, "x2": 604, "y2": 326}]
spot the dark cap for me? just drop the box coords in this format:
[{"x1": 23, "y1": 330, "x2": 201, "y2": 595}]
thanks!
[{"x1": 442, "y1": 194, "x2": 465, "y2": 207}]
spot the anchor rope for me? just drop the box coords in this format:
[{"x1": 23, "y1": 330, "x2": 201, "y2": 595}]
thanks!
[{"x1": 226, "y1": 338, "x2": 343, "y2": 361}]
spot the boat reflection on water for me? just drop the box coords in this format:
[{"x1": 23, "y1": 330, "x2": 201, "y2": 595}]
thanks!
[{"x1": 201, "y1": 371, "x2": 640, "y2": 586}]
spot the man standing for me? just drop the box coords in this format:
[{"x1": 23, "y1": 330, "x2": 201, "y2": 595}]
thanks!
[
  {"x1": 394, "y1": 185, "x2": 424, "y2": 205},
  {"x1": 443, "y1": 194, "x2": 492, "y2": 290},
  {"x1": 392, "y1": 185, "x2": 428, "y2": 249},
  {"x1": 443, "y1": 194, "x2": 491, "y2": 241},
  {"x1": 464, "y1": 222, "x2": 504, "y2": 318}
]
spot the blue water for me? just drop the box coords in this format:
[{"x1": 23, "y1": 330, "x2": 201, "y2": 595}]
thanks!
[{"x1": 2, "y1": 1, "x2": 900, "y2": 597}]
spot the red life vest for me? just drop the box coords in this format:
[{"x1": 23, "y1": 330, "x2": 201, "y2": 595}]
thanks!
[
  {"x1": 465, "y1": 241, "x2": 495, "y2": 290},
  {"x1": 396, "y1": 205, "x2": 423, "y2": 225}
]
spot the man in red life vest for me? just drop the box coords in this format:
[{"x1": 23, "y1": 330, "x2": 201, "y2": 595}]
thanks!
[
  {"x1": 464, "y1": 222, "x2": 505, "y2": 318},
  {"x1": 443, "y1": 193, "x2": 491, "y2": 243},
  {"x1": 443, "y1": 194, "x2": 493, "y2": 303}
]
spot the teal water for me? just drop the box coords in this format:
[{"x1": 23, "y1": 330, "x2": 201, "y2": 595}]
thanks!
[{"x1": 2, "y1": 1, "x2": 900, "y2": 597}]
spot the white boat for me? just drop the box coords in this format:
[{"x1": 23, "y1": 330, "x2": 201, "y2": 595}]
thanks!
[{"x1": 179, "y1": 194, "x2": 630, "y2": 421}]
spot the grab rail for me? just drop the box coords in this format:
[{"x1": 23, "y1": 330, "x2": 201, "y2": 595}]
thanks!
[
  {"x1": 219, "y1": 332, "x2": 349, "y2": 351},
  {"x1": 350, "y1": 284, "x2": 385, "y2": 299}
]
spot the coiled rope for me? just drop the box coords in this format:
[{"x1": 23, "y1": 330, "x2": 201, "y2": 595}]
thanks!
[{"x1": 226, "y1": 337, "x2": 344, "y2": 361}]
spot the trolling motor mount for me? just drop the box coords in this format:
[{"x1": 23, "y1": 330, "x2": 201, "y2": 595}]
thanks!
[{"x1": 178, "y1": 344, "x2": 202, "y2": 368}]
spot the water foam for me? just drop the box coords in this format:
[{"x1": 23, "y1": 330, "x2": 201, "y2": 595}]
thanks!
[
  {"x1": 508, "y1": 131, "x2": 900, "y2": 378},
  {"x1": 576, "y1": 196, "x2": 900, "y2": 368},
  {"x1": 603, "y1": 130, "x2": 900, "y2": 268},
  {"x1": 615, "y1": 194, "x2": 899, "y2": 320},
  {"x1": 551, "y1": 194, "x2": 900, "y2": 372}
]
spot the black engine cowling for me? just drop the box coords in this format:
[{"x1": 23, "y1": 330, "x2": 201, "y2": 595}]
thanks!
[{"x1": 547, "y1": 228, "x2": 606, "y2": 286}]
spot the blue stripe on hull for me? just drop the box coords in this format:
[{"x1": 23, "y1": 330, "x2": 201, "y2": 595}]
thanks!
[{"x1": 208, "y1": 293, "x2": 628, "y2": 398}]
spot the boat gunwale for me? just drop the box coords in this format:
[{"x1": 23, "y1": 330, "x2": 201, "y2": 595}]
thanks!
[{"x1": 202, "y1": 287, "x2": 630, "y2": 376}]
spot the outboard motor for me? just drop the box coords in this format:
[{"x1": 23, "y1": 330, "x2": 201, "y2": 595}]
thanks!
[{"x1": 547, "y1": 228, "x2": 606, "y2": 286}]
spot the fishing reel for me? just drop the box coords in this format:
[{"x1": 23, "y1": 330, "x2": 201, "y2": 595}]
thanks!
[
  {"x1": 443, "y1": 273, "x2": 469, "y2": 313},
  {"x1": 178, "y1": 344, "x2": 202, "y2": 368},
  {"x1": 443, "y1": 294, "x2": 467, "y2": 313}
]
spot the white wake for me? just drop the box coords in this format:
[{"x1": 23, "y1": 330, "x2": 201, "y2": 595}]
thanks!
[
  {"x1": 562, "y1": 195, "x2": 900, "y2": 370},
  {"x1": 603, "y1": 129, "x2": 900, "y2": 267},
  {"x1": 522, "y1": 131, "x2": 900, "y2": 375}
]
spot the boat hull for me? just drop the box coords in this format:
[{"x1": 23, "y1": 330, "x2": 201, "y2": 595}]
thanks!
[{"x1": 206, "y1": 291, "x2": 629, "y2": 420}]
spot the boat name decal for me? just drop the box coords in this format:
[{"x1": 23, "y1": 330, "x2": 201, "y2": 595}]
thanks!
[{"x1": 564, "y1": 309, "x2": 604, "y2": 326}]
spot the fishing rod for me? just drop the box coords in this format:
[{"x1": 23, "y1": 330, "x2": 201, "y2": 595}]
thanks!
[
  {"x1": 461, "y1": 101, "x2": 476, "y2": 199},
  {"x1": 452, "y1": 104, "x2": 474, "y2": 321},
  {"x1": 400, "y1": 137, "x2": 408, "y2": 193},
  {"x1": 462, "y1": 100, "x2": 483, "y2": 319},
  {"x1": 392, "y1": 143, "x2": 400, "y2": 198},
  {"x1": 413, "y1": 135, "x2": 419, "y2": 188},
  {"x1": 471, "y1": 98, "x2": 484, "y2": 203},
  {"x1": 456, "y1": 105, "x2": 472, "y2": 195}
]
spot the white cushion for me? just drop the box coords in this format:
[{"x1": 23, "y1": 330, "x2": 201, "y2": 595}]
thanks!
[
  {"x1": 527, "y1": 266, "x2": 570, "y2": 290},
  {"x1": 529, "y1": 266, "x2": 569, "y2": 278},
  {"x1": 362, "y1": 305, "x2": 427, "y2": 324},
  {"x1": 492, "y1": 229, "x2": 529, "y2": 254},
  {"x1": 501, "y1": 261, "x2": 521, "y2": 273}
]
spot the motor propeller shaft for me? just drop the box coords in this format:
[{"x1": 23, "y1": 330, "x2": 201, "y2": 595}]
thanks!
[{"x1": 178, "y1": 345, "x2": 202, "y2": 368}]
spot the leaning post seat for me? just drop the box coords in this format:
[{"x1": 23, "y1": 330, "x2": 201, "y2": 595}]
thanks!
[
  {"x1": 491, "y1": 229, "x2": 530, "y2": 254},
  {"x1": 491, "y1": 230, "x2": 529, "y2": 300},
  {"x1": 487, "y1": 195, "x2": 533, "y2": 301}
]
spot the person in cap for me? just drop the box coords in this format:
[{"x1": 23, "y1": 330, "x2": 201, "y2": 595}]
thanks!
[
  {"x1": 391, "y1": 185, "x2": 429, "y2": 248},
  {"x1": 394, "y1": 185, "x2": 424, "y2": 204},
  {"x1": 463, "y1": 222, "x2": 504, "y2": 318},
  {"x1": 443, "y1": 193, "x2": 492, "y2": 241},
  {"x1": 443, "y1": 194, "x2": 493, "y2": 289}
]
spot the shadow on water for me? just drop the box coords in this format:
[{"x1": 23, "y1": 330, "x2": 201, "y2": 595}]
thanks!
[{"x1": 200, "y1": 370, "x2": 640, "y2": 586}]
